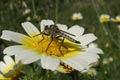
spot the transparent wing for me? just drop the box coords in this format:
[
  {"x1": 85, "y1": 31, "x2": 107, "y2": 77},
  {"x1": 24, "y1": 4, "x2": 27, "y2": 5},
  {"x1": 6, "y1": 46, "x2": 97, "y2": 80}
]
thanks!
[{"x1": 58, "y1": 29, "x2": 76, "y2": 37}]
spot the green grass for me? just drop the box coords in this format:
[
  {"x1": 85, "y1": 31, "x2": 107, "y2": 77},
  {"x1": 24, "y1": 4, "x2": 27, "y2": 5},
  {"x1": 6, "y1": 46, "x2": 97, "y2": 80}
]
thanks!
[{"x1": 0, "y1": 0, "x2": 120, "y2": 80}]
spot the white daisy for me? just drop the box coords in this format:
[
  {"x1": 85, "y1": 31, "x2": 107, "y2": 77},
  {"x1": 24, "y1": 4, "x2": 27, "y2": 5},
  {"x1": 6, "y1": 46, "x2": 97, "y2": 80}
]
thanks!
[
  {"x1": 100, "y1": 14, "x2": 110, "y2": 23},
  {"x1": 1, "y1": 19, "x2": 103, "y2": 73},
  {"x1": 71, "y1": 12, "x2": 83, "y2": 21},
  {"x1": 0, "y1": 55, "x2": 23, "y2": 80}
]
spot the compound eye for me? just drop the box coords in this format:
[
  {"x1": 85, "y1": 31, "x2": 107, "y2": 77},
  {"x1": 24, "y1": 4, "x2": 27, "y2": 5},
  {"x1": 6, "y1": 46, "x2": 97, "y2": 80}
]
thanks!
[
  {"x1": 44, "y1": 25, "x2": 48, "y2": 30},
  {"x1": 50, "y1": 25, "x2": 53, "y2": 28}
]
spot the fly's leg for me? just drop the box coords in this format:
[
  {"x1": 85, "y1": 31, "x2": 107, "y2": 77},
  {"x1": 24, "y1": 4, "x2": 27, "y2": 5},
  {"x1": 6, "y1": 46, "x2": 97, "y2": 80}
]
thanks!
[
  {"x1": 33, "y1": 33, "x2": 44, "y2": 43},
  {"x1": 38, "y1": 34, "x2": 44, "y2": 43},
  {"x1": 59, "y1": 37, "x2": 68, "y2": 56},
  {"x1": 33, "y1": 34, "x2": 41, "y2": 37},
  {"x1": 46, "y1": 37, "x2": 53, "y2": 52},
  {"x1": 33, "y1": 32, "x2": 49, "y2": 44},
  {"x1": 38, "y1": 32, "x2": 50, "y2": 43},
  {"x1": 56, "y1": 36, "x2": 67, "y2": 49}
]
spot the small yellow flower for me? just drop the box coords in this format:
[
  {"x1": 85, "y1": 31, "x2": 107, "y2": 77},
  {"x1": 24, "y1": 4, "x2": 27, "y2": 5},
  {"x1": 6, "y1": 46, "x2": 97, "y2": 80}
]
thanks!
[
  {"x1": 111, "y1": 15, "x2": 120, "y2": 23},
  {"x1": 0, "y1": 55, "x2": 23, "y2": 80},
  {"x1": 87, "y1": 68, "x2": 97, "y2": 76},
  {"x1": 100, "y1": 14, "x2": 110, "y2": 23},
  {"x1": 105, "y1": 42, "x2": 110, "y2": 48},
  {"x1": 71, "y1": 12, "x2": 83, "y2": 21}
]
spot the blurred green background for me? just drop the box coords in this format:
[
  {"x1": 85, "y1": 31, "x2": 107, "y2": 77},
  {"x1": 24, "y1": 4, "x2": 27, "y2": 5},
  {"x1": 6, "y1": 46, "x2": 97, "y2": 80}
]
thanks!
[{"x1": 0, "y1": 0, "x2": 120, "y2": 80}]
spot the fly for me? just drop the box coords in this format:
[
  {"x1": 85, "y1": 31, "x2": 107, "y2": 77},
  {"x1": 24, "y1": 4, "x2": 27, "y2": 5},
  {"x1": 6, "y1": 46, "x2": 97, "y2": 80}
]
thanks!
[
  {"x1": 34, "y1": 25, "x2": 80, "y2": 55},
  {"x1": 42, "y1": 25, "x2": 80, "y2": 43}
]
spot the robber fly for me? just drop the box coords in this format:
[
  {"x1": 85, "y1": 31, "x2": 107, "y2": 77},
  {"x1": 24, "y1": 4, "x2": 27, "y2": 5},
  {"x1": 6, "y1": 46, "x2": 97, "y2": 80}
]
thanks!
[
  {"x1": 42, "y1": 25, "x2": 80, "y2": 43},
  {"x1": 35, "y1": 25, "x2": 80, "y2": 55}
]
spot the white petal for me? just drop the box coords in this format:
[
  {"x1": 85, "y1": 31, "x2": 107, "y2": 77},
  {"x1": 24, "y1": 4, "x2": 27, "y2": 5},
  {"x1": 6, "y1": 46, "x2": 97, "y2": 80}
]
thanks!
[
  {"x1": 0, "y1": 62, "x2": 7, "y2": 72},
  {"x1": 3, "y1": 45, "x2": 25, "y2": 55},
  {"x1": 67, "y1": 25, "x2": 84, "y2": 37},
  {"x1": 0, "y1": 30, "x2": 28, "y2": 44},
  {"x1": 61, "y1": 56, "x2": 88, "y2": 71},
  {"x1": 4, "y1": 45, "x2": 41, "y2": 64},
  {"x1": 21, "y1": 22, "x2": 40, "y2": 37},
  {"x1": 88, "y1": 43, "x2": 98, "y2": 48},
  {"x1": 56, "y1": 24, "x2": 68, "y2": 31},
  {"x1": 78, "y1": 33, "x2": 97, "y2": 46},
  {"x1": 4, "y1": 55, "x2": 15, "y2": 67},
  {"x1": 41, "y1": 55, "x2": 60, "y2": 71},
  {"x1": 15, "y1": 50, "x2": 41, "y2": 64},
  {"x1": 40, "y1": 19, "x2": 54, "y2": 32},
  {"x1": 78, "y1": 52, "x2": 99, "y2": 64},
  {"x1": 85, "y1": 48, "x2": 103, "y2": 54}
]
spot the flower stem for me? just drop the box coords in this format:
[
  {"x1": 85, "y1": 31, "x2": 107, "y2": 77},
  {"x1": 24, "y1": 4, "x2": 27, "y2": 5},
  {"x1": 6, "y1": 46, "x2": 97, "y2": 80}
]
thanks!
[
  {"x1": 69, "y1": 71, "x2": 79, "y2": 80},
  {"x1": 55, "y1": 0, "x2": 58, "y2": 23},
  {"x1": 32, "y1": 0, "x2": 37, "y2": 18}
]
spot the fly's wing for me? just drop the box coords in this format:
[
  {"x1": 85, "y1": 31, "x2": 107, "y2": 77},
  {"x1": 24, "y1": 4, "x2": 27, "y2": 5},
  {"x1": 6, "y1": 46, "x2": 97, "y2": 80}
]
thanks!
[
  {"x1": 58, "y1": 29, "x2": 76, "y2": 37},
  {"x1": 57, "y1": 29, "x2": 80, "y2": 43}
]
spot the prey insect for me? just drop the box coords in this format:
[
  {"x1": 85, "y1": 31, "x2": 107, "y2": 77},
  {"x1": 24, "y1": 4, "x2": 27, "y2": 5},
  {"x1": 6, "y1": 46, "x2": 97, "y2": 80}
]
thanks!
[{"x1": 35, "y1": 25, "x2": 80, "y2": 55}]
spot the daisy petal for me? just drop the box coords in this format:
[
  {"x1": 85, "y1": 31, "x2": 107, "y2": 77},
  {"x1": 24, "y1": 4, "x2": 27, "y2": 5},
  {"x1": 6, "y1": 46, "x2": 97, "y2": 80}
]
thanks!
[
  {"x1": 67, "y1": 25, "x2": 84, "y2": 37},
  {"x1": 15, "y1": 50, "x2": 41, "y2": 64},
  {"x1": 4, "y1": 56, "x2": 14, "y2": 67},
  {"x1": 21, "y1": 22, "x2": 40, "y2": 37},
  {"x1": 3, "y1": 45, "x2": 25, "y2": 55},
  {"x1": 40, "y1": 19, "x2": 54, "y2": 32},
  {"x1": 78, "y1": 33, "x2": 97, "y2": 46},
  {"x1": 0, "y1": 30, "x2": 28, "y2": 44},
  {"x1": 62, "y1": 56, "x2": 88, "y2": 71},
  {"x1": 78, "y1": 52, "x2": 99, "y2": 64},
  {"x1": 0, "y1": 62, "x2": 7, "y2": 72},
  {"x1": 56, "y1": 24, "x2": 68, "y2": 31},
  {"x1": 41, "y1": 55, "x2": 60, "y2": 71},
  {"x1": 85, "y1": 48, "x2": 103, "y2": 54}
]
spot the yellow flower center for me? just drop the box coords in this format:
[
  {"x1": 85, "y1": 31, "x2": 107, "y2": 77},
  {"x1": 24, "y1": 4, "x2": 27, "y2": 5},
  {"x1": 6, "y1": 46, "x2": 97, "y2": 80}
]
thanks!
[
  {"x1": 3, "y1": 63, "x2": 15, "y2": 74},
  {"x1": 73, "y1": 15, "x2": 80, "y2": 20},
  {"x1": 101, "y1": 16, "x2": 109, "y2": 22},
  {"x1": 1, "y1": 61, "x2": 23, "y2": 80},
  {"x1": 22, "y1": 35, "x2": 82, "y2": 58}
]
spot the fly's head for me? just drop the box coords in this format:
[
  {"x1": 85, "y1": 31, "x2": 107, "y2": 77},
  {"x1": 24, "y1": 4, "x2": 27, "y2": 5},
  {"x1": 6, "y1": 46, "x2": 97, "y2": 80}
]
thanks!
[
  {"x1": 42, "y1": 25, "x2": 60, "y2": 37},
  {"x1": 43, "y1": 25, "x2": 50, "y2": 34},
  {"x1": 50, "y1": 25, "x2": 59, "y2": 31}
]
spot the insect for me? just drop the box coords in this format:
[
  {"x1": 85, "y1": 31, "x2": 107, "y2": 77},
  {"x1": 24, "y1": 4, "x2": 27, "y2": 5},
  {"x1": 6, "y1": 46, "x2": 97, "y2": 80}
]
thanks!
[{"x1": 35, "y1": 25, "x2": 80, "y2": 55}]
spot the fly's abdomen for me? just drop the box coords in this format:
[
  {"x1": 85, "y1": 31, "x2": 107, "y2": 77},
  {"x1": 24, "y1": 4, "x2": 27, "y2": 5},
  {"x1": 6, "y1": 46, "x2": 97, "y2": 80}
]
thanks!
[{"x1": 59, "y1": 32, "x2": 80, "y2": 44}]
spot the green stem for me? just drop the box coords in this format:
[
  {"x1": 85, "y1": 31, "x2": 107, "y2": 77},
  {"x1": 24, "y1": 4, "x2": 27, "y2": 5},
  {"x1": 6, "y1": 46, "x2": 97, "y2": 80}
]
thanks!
[
  {"x1": 55, "y1": 0, "x2": 58, "y2": 23},
  {"x1": 32, "y1": 0, "x2": 37, "y2": 18},
  {"x1": 69, "y1": 71, "x2": 79, "y2": 80}
]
